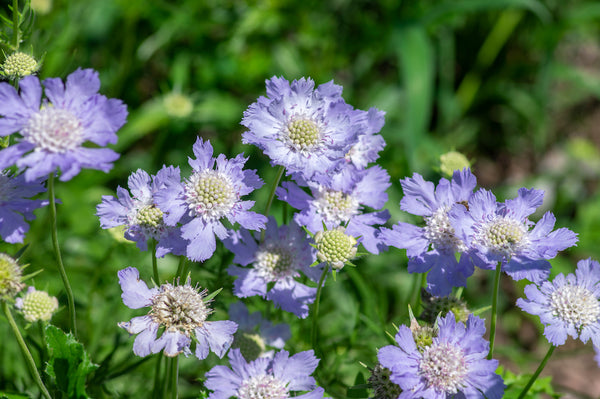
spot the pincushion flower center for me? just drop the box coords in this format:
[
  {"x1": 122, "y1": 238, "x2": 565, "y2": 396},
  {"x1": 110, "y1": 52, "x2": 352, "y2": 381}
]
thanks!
[
  {"x1": 150, "y1": 284, "x2": 211, "y2": 334},
  {"x1": 255, "y1": 243, "x2": 294, "y2": 280},
  {"x1": 20, "y1": 290, "x2": 59, "y2": 322},
  {"x1": 132, "y1": 204, "x2": 164, "y2": 235},
  {"x1": 315, "y1": 227, "x2": 357, "y2": 269},
  {"x1": 185, "y1": 170, "x2": 237, "y2": 220},
  {"x1": 424, "y1": 206, "x2": 465, "y2": 252},
  {"x1": 315, "y1": 188, "x2": 360, "y2": 225},
  {"x1": 419, "y1": 342, "x2": 468, "y2": 394},
  {"x1": 22, "y1": 107, "x2": 84, "y2": 153},
  {"x1": 482, "y1": 217, "x2": 528, "y2": 257},
  {"x1": 550, "y1": 284, "x2": 600, "y2": 329},
  {"x1": 285, "y1": 117, "x2": 320, "y2": 151},
  {"x1": 237, "y1": 375, "x2": 288, "y2": 399}
]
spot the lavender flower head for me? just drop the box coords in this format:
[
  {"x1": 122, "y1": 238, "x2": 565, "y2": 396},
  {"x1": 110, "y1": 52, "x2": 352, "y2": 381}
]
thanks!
[
  {"x1": 378, "y1": 312, "x2": 505, "y2": 399},
  {"x1": 225, "y1": 217, "x2": 321, "y2": 318},
  {"x1": 229, "y1": 301, "x2": 291, "y2": 361},
  {"x1": 96, "y1": 166, "x2": 186, "y2": 257},
  {"x1": 205, "y1": 348, "x2": 324, "y2": 399},
  {"x1": 379, "y1": 168, "x2": 477, "y2": 296},
  {"x1": 155, "y1": 137, "x2": 267, "y2": 261},
  {"x1": 118, "y1": 267, "x2": 237, "y2": 359},
  {"x1": 241, "y1": 76, "x2": 361, "y2": 180},
  {"x1": 450, "y1": 187, "x2": 578, "y2": 283},
  {"x1": 343, "y1": 107, "x2": 386, "y2": 170},
  {"x1": 277, "y1": 165, "x2": 391, "y2": 254},
  {"x1": 0, "y1": 68, "x2": 127, "y2": 181},
  {"x1": 517, "y1": 258, "x2": 600, "y2": 347},
  {"x1": 0, "y1": 170, "x2": 48, "y2": 243}
]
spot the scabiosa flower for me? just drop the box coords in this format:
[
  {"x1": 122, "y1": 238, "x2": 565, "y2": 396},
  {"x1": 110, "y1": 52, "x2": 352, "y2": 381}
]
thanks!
[
  {"x1": 117, "y1": 267, "x2": 237, "y2": 359},
  {"x1": 15, "y1": 286, "x2": 59, "y2": 322},
  {"x1": 205, "y1": 348, "x2": 324, "y2": 399},
  {"x1": 155, "y1": 137, "x2": 266, "y2": 262},
  {"x1": 379, "y1": 168, "x2": 477, "y2": 296},
  {"x1": 0, "y1": 68, "x2": 127, "y2": 181},
  {"x1": 314, "y1": 226, "x2": 358, "y2": 270},
  {"x1": 344, "y1": 107, "x2": 386, "y2": 170},
  {"x1": 450, "y1": 187, "x2": 578, "y2": 283},
  {"x1": 225, "y1": 217, "x2": 321, "y2": 318},
  {"x1": 378, "y1": 312, "x2": 505, "y2": 399},
  {"x1": 241, "y1": 76, "x2": 361, "y2": 180},
  {"x1": 97, "y1": 166, "x2": 186, "y2": 257},
  {"x1": 277, "y1": 165, "x2": 391, "y2": 254},
  {"x1": 0, "y1": 253, "x2": 24, "y2": 299},
  {"x1": 517, "y1": 258, "x2": 600, "y2": 347},
  {"x1": 0, "y1": 170, "x2": 48, "y2": 243},
  {"x1": 229, "y1": 301, "x2": 291, "y2": 361}
]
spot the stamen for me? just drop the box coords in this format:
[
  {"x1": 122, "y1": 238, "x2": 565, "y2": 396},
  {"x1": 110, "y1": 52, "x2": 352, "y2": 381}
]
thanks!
[
  {"x1": 424, "y1": 207, "x2": 465, "y2": 252},
  {"x1": 283, "y1": 117, "x2": 321, "y2": 152},
  {"x1": 184, "y1": 170, "x2": 237, "y2": 221},
  {"x1": 551, "y1": 285, "x2": 600, "y2": 330},
  {"x1": 150, "y1": 283, "x2": 211, "y2": 335},
  {"x1": 22, "y1": 107, "x2": 84, "y2": 153},
  {"x1": 237, "y1": 375, "x2": 288, "y2": 399},
  {"x1": 419, "y1": 342, "x2": 467, "y2": 394},
  {"x1": 314, "y1": 188, "x2": 360, "y2": 225}
]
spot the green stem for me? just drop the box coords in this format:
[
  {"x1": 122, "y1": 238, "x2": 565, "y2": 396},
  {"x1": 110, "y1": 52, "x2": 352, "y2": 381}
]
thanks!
[
  {"x1": 12, "y1": 0, "x2": 19, "y2": 50},
  {"x1": 48, "y1": 173, "x2": 77, "y2": 337},
  {"x1": 487, "y1": 262, "x2": 502, "y2": 360},
  {"x1": 517, "y1": 345, "x2": 556, "y2": 399},
  {"x1": 2, "y1": 302, "x2": 52, "y2": 399},
  {"x1": 152, "y1": 355, "x2": 163, "y2": 399},
  {"x1": 175, "y1": 256, "x2": 185, "y2": 280},
  {"x1": 261, "y1": 165, "x2": 285, "y2": 242},
  {"x1": 162, "y1": 356, "x2": 172, "y2": 399},
  {"x1": 409, "y1": 272, "x2": 425, "y2": 311},
  {"x1": 150, "y1": 240, "x2": 159, "y2": 285},
  {"x1": 170, "y1": 356, "x2": 179, "y2": 399},
  {"x1": 311, "y1": 266, "x2": 329, "y2": 355}
]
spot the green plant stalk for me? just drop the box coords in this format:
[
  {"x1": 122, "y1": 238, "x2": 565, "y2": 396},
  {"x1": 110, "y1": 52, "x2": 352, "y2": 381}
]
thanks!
[
  {"x1": 12, "y1": 0, "x2": 20, "y2": 50},
  {"x1": 487, "y1": 262, "x2": 502, "y2": 360},
  {"x1": 162, "y1": 356, "x2": 172, "y2": 399},
  {"x1": 48, "y1": 173, "x2": 77, "y2": 337},
  {"x1": 2, "y1": 301, "x2": 52, "y2": 399},
  {"x1": 261, "y1": 165, "x2": 285, "y2": 242},
  {"x1": 517, "y1": 345, "x2": 556, "y2": 399},
  {"x1": 170, "y1": 356, "x2": 179, "y2": 399},
  {"x1": 152, "y1": 355, "x2": 163, "y2": 399},
  {"x1": 150, "y1": 240, "x2": 159, "y2": 285},
  {"x1": 311, "y1": 266, "x2": 329, "y2": 355}
]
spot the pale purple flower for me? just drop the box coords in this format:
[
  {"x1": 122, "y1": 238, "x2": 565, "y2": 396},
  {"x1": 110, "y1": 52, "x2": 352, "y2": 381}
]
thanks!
[
  {"x1": 241, "y1": 76, "x2": 361, "y2": 180},
  {"x1": 343, "y1": 107, "x2": 386, "y2": 170},
  {"x1": 117, "y1": 267, "x2": 237, "y2": 359},
  {"x1": 205, "y1": 348, "x2": 324, "y2": 399},
  {"x1": 379, "y1": 168, "x2": 477, "y2": 296},
  {"x1": 378, "y1": 313, "x2": 505, "y2": 399},
  {"x1": 225, "y1": 217, "x2": 321, "y2": 318},
  {"x1": 277, "y1": 165, "x2": 390, "y2": 254},
  {"x1": 0, "y1": 170, "x2": 47, "y2": 243},
  {"x1": 229, "y1": 301, "x2": 290, "y2": 360},
  {"x1": 96, "y1": 166, "x2": 186, "y2": 257},
  {"x1": 155, "y1": 137, "x2": 266, "y2": 262},
  {"x1": 0, "y1": 68, "x2": 127, "y2": 181},
  {"x1": 450, "y1": 187, "x2": 578, "y2": 283},
  {"x1": 517, "y1": 258, "x2": 600, "y2": 347}
]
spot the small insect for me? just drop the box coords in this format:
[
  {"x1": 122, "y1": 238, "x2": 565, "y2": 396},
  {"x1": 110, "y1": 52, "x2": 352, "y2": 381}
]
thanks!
[{"x1": 456, "y1": 200, "x2": 469, "y2": 211}]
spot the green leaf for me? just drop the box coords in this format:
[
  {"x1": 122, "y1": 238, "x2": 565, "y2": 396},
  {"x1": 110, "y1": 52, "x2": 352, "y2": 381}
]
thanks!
[
  {"x1": 347, "y1": 371, "x2": 369, "y2": 398},
  {"x1": 0, "y1": 393, "x2": 30, "y2": 399},
  {"x1": 45, "y1": 325, "x2": 98, "y2": 399},
  {"x1": 500, "y1": 366, "x2": 560, "y2": 399}
]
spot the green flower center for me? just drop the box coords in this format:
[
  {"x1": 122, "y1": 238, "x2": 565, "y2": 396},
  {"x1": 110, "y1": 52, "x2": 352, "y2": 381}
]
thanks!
[
  {"x1": 136, "y1": 205, "x2": 164, "y2": 228},
  {"x1": 2, "y1": 52, "x2": 37, "y2": 77},
  {"x1": 185, "y1": 170, "x2": 237, "y2": 221},
  {"x1": 238, "y1": 375, "x2": 288, "y2": 399},
  {"x1": 550, "y1": 284, "x2": 600, "y2": 330},
  {"x1": 22, "y1": 107, "x2": 84, "y2": 153},
  {"x1": 150, "y1": 284, "x2": 211, "y2": 334},
  {"x1": 20, "y1": 290, "x2": 59, "y2": 322},
  {"x1": 0, "y1": 254, "x2": 24, "y2": 298},
  {"x1": 286, "y1": 118, "x2": 320, "y2": 151},
  {"x1": 315, "y1": 227, "x2": 357, "y2": 269},
  {"x1": 482, "y1": 217, "x2": 528, "y2": 257}
]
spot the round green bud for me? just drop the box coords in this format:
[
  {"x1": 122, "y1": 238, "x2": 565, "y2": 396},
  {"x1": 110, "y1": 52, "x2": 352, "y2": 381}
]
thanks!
[
  {"x1": 0, "y1": 253, "x2": 24, "y2": 299},
  {"x1": 2, "y1": 52, "x2": 38, "y2": 79},
  {"x1": 314, "y1": 227, "x2": 357, "y2": 269},
  {"x1": 439, "y1": 151, "x2": 471, "y2": 178},
  {"x1": 163, "y1": 92, "x2": 193, "y2": 118},
  {"x1": 17, "y1": 287, "x2": 59, "y2": 322}
]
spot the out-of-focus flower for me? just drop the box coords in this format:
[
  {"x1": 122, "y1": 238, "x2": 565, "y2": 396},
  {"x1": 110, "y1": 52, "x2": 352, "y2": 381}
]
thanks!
[
  {"x1": 378, "y1": 312, "x2": 505, "y2": 399},
  {"x1": 0, "y1": 253, "x2": 24, "y2": 299},
  {"x1": 205, "y1": 348, "x2": 324, "y2": 399},
  {"x1": 15, "y1": 286, "x2": 58, "y2": 322},
  {"x1": 163, "y1": 92, "x2": 193, "y2": 118},
  {"x1": 118, "y1": 267, "x2": 237, "y2": 359},
  {"x1": 0, "y1": 68, "x2": 127, "y2": 181},
  {"x1": 155, "y1": 137, "x2": 266, "y2": 262},
  {"x1": 517, "y1": 258, "x2": 600, "y2": 347},
  {"x1": 226, "y1": 217, "x2": 320, "y2": 318},
  {"x1": 0, "y1": 170, "x2": 48, "y2": 243},
  {"x1": 439, "y1": 151, "x2": 471, "y2": 178},
  {"x1": 30, "y1": 0, "x2": 52, "y2": 14},
  {"x1": 97, "y1": 166, "x2": 186, "y2": 257}
]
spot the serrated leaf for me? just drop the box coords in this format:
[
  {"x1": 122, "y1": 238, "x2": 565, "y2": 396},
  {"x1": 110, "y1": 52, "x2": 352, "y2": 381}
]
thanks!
[{"x1": 45, "y1": 325, "x2": 98, "y2": 399}]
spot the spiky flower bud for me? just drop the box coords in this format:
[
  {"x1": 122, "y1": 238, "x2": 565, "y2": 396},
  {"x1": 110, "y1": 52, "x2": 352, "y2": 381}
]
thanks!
[
  {"x1": 420, "y1": 290, "x2": 470, "y2": 324},
  {"x1": 2, "y1": 52, "x2": 39, "y2": 79},
  {"x1": 439, "y1": 151, "x2": 470, "y2": 178},
  {"x1": 15, "y1": 287, "x2": 59, "y2": 322},
  {"x1": 368, "y1": 363, "x2": 402, "y2": 399},
  {"x1": 0, "y1": 253, "x2": 24, "y2": 299},
  {"x1": 314, "y1": 226, "x2": 357, "y2": 269}
]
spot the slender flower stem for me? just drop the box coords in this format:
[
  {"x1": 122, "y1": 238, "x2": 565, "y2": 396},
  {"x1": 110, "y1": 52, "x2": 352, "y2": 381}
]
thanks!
[
  {"x1": 2, "y1": 302, "x2": 52, "y2": 399},
  {"x1": 150, "y1": 240, "x2": 159, "y2": 285},
  {"x1": 311, "y1": 266, "x2": 329, "y2": 354},
  {"x1": 487, "y1": 262, "x2": 502, "y2": 360},
  {"x1": 152, "y1": 354, "x2": 163, "y2": 399},
  {"x1": 175, "y1": 256, "x2": 185, "y2": 280},
  {"x1": 162, "y1": 356, "x2": 172, "y2": 399},
  {"x1": 517, "y1": 345, "x2": 556, "y2": 399},
  {"x1": 261, "y1": 165, "x2": 285, "y2": 242},
  {"x1": 12, "y1": 0, "x2": 20, "y2": 50},
  {"x1": 170, "y1": 356, "x2": 179, "y2": 399},
  {"x1": 48, "y1": 173, "x2": 77, "y2": 337}
]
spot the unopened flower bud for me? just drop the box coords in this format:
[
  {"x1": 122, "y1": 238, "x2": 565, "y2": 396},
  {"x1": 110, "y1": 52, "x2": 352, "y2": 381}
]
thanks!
[
  {"x1": 2, "y1": 52, "x2": 38, "y2": 79},
  {"x1": 0, "y1": 253, "x2": 24, "y2": 299},
  {"x1": 15, "y1": 287, "x2": 59, "y2": 322},
  {"x1": 420, "y1": 290, "x2": 470, "y2": 324},
  {"x1": 439, "y1": 151, "x2": 470, "y2": 178},
  {"x1": 315, "y1": 227, "x2": 357, "y2": 269},
  {"x1": 163, "y1": 92, "x2": 193, "y2": 118},
  {"x1": 231, "y1": 331, "x2": 266, "y2": 362},
  {"x1": 368, "y1": 363, "x2": 402, "y2": 399}
]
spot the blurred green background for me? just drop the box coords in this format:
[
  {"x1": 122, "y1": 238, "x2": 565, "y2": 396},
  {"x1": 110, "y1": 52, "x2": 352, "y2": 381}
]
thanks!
[{"x1": 2, "y1": 0, "x2": 600, "y2": 397}]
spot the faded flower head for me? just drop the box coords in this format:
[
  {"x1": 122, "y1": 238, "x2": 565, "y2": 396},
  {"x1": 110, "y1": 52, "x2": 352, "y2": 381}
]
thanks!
[
  {"x1": 118, "y1": 267, "x2": 237, "y2": 359},
  {"x1": 517, "y1": 258, "x2": 600, "y2": 347},
  {"x1": 378, "y1": 313, "x2": 505, "y2": 399},
  {"x1": 15, "y1": 286, "x2": 58, "y2": 322},
  {"x1": 0, "y1": 68, "x2": 127, "y2": 181},
  {"x1": 420, "y1": 290, "x2": 470, "y2": 324},
  {"x1": 315, "y1": 226, "x2": 357, "y2": 270},
  {"x1": 0, "y1": 253, "x2": 24, "y2": 299},
  {"x1": 368, "y1": 363, "x2": 402, "y2": 399},
  {"x1": 205, "y1": 348, "x2": 324, "y2": 399},
  {"x1": 2, "y1": 52, "x2": 39, "y2": 79},
  {"x1": 0, "y1": 170, "x2": 48, "y2": 243}
]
